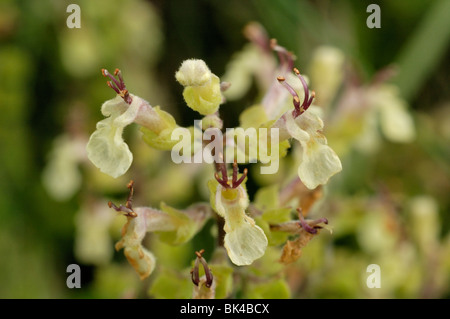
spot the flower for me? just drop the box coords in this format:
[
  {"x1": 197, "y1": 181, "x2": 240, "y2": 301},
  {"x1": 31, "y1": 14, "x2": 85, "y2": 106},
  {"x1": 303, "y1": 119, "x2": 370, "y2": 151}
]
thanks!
[
  {"x1": 113, "y1": 204, "x2": 157, "y2": 280},
  {"x1": 272, "y1": 68, "x2": 342, "y2": 189},
  {"x1": 110, "y1": 181, "x2": 211, "y2": 279},
  {"x1": 309, "y1": 46, "x2": 345, "y2": 108},
  {"x1": 175, "y1": 59, "x2": 223, "y2": 115},
  {"x1": 86, "y1": 68, "x2": 174, "y2": 178},
  {"x1": 209, "y1": 162, "x2": 268, "y2": 266},
  {"x1": 368, "y1": 84, "x2": 416, "y2": 143},
  {"x1": 271, "y1": 208, "x2": 331, "y2": 264},
  {"x1": 42, "y1": 134, "x2": 85, "y2": 200}
]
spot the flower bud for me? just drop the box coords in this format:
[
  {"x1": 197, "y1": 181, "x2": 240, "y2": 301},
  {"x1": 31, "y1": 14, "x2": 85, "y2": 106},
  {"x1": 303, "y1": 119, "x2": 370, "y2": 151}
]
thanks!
[{"x1": 176, "y1": 59, "x2": 222, "y2": 115}]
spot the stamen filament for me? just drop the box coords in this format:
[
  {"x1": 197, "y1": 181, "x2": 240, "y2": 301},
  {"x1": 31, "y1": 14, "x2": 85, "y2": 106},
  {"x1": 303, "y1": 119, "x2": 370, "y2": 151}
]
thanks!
[
  {"x1": 278, "y1": 68, "x2": 316, "y2": 118},
  {"x1": 293, "y1": 68, "x2": 310, "y2": 108},
  {"x1": 232, "y1": 160, "x2": 238, "y2": 187},
  {"x1": 233, "y1": 168, "x2": 248, "y2": 188},
  {"x1": 102, "y1": 69, "x2": 121, "y2": 89},
  {"x1": 107, "y1": 81, "x2": 121, "y2": 95},
  {"x1": 297, "y1": 208, "x2": 317, "y2": 234},
  {"x1": 102, "y1": 68, "x2": 132, "y2": 104}
]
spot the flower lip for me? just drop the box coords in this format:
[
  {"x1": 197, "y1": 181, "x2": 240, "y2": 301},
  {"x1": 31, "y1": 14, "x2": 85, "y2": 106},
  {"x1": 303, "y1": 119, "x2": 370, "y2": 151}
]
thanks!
[
  {"x1": 214, "y1": 160, "x2": 248, "y2": 189},
  {"x1": 102, "y1": 68, "x2": 132, "y2": 104},
  {"x1": 278, "y1": 68, "x2": 315, "y2": 118}
]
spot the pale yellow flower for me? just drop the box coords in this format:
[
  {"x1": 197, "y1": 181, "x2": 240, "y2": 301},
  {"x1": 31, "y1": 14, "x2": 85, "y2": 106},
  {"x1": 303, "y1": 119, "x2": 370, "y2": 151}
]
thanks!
[
  {"x1": 211, "y1": 163, "x2": 268, "y2": 266},
  {"x1": 86, "y1": 69, "x2": 168, "y2": 178},
  {"x1": 272, "y1": 69, "x2": 342, "y2": 189},
  {"x1": 175, "y1": 59, "x2": 222, "y2": 115}
]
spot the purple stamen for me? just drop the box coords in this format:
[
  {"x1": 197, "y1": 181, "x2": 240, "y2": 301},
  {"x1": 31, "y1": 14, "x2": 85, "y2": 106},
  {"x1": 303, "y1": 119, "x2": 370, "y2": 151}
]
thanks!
[
  {"x1": 114, "y1": 68, "x2": 125, "y2": 90},
  {"x1": 233, "y1": 168, "x2": 248, "y2": 188},
  {"x1": 232, "y1": 160, "x2": 238, "y2": 187},
  {"x1": 191, "y1": 257, "x2": 200, "y2": 286},
  {"x1": 214, "y1": 162, "x2": 248, "y2": 189},
  {"x1": 108, "y1": 201, "x2": 137, "y2": 218},
  {"x1": 306, "y1": 91, "x2": 315, "y2": 110},
  {"x1": 297, "y1": 208, "x2": 317, "y2": 234},
  {"x1": 310, "y1": 217, "x2": 328, "y2": 227},
  {"x1": 102, "y1": 69, "x2": 121, "y2": 89},
  {"x1": 278, "y1": 68, "x2": 316, "y2": 118},
  {"x1": 191, "y1": 250, "x2": 213, "y2": 288},
  {"x1": 215, "y1": 172, "x2": 230, "y2": 188},
  {"x1": 293, "y1": 68, "x2": 310, "y2": 109},
  {"x1": 277, "y1": 76, "x2": 299, "y2": 100},
  {"x1": 107, "y1": 81, "x2": 121, "y2": 95},
  {"x1": 271, "y1": 39, "x2": 295, "y2": 71},
  {"x1": 102, "y1": 68, "x2": 132, "y2": 104}
]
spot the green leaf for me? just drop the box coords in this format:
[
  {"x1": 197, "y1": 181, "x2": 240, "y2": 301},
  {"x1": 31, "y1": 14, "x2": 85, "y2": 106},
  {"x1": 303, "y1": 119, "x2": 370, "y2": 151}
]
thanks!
[
  {"x1": 244, "y1": 278, "x2": 290, "y2": 299},
  {"x1": 239, "y1": 104, "x2": 268, "y2": 129},
  {"x1": 254, "y1": 184, "x2": 280, "y2": 210},
  {"x1": 209, "y1": 264, "x2": 234, "y2": 299},
  {"x1": 148, "y1": 269, "x2": 192, "y2": 299},
  {"x1": 392, "y1": 0, "x2": 450, "y2": 100},
  {"x1": 255, "y1": 208, "x2": 291, "y2": 246}
]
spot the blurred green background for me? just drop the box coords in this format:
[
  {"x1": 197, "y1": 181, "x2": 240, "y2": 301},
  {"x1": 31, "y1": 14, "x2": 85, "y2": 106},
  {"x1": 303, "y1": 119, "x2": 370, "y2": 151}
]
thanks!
[{"x1": 0, "y1": 0, "x2": 449, "y2": 298}]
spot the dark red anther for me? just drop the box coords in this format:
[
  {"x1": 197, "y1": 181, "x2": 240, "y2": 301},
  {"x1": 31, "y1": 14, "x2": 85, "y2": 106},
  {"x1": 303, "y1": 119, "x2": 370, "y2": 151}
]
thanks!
[
  {"x1": 214, "y1": 160, "x2": 248, "y2": 189},
  {"x1": 297, "y1": 208, "x2": 328, "y2": 234},
  {"x1": 190, "y1": 249, "x2": 213, "y2": 288}
]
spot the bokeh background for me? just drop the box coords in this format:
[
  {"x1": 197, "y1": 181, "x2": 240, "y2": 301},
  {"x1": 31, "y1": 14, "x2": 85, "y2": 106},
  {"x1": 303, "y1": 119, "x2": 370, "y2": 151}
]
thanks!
[{"x1": 0, "y1": 0, "x2": 449, "y2": 298}]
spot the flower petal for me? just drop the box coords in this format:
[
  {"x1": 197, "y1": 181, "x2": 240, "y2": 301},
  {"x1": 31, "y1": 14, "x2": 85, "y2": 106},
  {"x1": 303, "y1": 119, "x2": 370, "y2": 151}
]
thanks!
[
  {"x1": 378, "y1": 99, "x2": 415, "y2": 143},
  {"x1": 285, "y1": 112, "x2": 310, "y2": 143},
  {"x1": 101, "y1": 95, "x2": 128, "y2": 117},
  {"x1": 224, "y1": 215, "x2": 268, "y2": 266},
  {"x1": 175, "y1": 59, "x2": 212, "y2": 87},
  {"x1": 182, "y1": 75, "x2": 222, "y2": 115},
  {"x1": 86, "y1": 96, "x2": 142, "y2": 178},
  {"x1": 123, "y1": 246, "x2": 156, "y2": 280},
  {"x1": 86, "y1": 116, "x2": 133, "y2": 178},
  {"x1": 297, "y1": 141, "x2": 342, "y2": 189}
]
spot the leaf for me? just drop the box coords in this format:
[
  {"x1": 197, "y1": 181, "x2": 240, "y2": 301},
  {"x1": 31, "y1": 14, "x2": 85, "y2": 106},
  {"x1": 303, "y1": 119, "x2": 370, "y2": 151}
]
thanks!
[
  {"x1": 244, "y1": 278, "x2": 290, "y2": 299},
  {"x1": 209, "y1": 264, "x2": 233, "y2": 299},
  {"x1": 239, "y1": 104, "x2": 268, "y2": 129},
  {"x1": 254, "y1": 184, "x2": 280, "y2": 210},
  {"x1": 148, "y1": 269, "x2": 192, "y2": 299}
]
